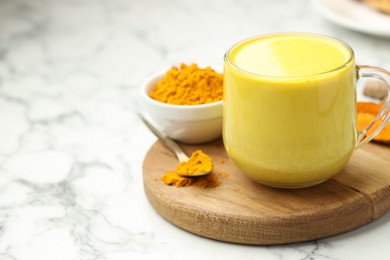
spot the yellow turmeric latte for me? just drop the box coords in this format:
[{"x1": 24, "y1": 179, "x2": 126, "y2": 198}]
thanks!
[
  {"x1": 149, "y1": 64, "x2": 223, "y2": 105},
  {"x1": 224, "y1": 34, "x2": 356, "y2": 188}
]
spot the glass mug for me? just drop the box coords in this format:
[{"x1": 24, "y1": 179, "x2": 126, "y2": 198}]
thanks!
[{"x1": 223, "y1": 33, "x2": 390, "y2": 188}]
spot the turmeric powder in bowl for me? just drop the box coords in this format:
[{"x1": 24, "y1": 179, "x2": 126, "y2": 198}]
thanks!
[
  {"x1": 141, "y1": 64, "x2": 223, "y2": 144},
  {"x1": 149, "y1": 64, "x2": 223, "y2": 105}
]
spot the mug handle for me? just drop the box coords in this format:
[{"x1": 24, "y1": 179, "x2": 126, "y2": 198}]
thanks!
[{"x1": 356, "y1": 65, "x2": 390, "y2": 147}]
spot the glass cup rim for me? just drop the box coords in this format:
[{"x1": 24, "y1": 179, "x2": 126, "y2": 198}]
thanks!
[{"x1": 224, "y1": 32, "x2": 355, "y2": 80}]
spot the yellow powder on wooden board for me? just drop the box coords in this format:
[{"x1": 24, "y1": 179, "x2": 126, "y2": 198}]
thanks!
[
  {"x1": 160, "y1": 149, "x2": 228, "y2": 188},
  {"x1": 160, "y1": 171, "x2": 228, "y2": 188}
]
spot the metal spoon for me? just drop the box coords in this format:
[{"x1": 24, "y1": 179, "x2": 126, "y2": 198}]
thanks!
[{"x1": 138, "y1": 113, "x2": 211, "y2": 177}]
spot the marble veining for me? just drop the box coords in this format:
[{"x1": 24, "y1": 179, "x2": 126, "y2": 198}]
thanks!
[{"x1": 0, "y1": 0, "x2": 390, "y2": 259}]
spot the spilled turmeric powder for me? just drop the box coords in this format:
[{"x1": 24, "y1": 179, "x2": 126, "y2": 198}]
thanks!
[
  {"x1": 160, "y1": 149, "x2": 227, "y2": 188},
  {"x1": 160, "y1": 171, "x2": 195, "y2": 187},
  {"x1": 357, "y1": 101, "x2": 390, "y2": 144},
  {"x1": 160, "y1": 171, "x2": 227, "y2": 188},
  {"x1": 149, "y1": 64, "x2": 223, "y2": 105},
  {"x1": 193, "y1": 172, "x2": 226, "y2": 188}
]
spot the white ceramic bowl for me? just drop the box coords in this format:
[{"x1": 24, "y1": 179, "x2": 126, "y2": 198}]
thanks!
[{"x1": 140, "y1": 71, "x2": 223, "y2": 144}]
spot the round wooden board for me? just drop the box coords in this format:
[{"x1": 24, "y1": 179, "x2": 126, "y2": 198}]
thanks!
[{"x1": 142, "y1": 138, "x2": 390, "y2": 245}]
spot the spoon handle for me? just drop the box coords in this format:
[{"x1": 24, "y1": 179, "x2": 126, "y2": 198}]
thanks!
[{"x1": 138, "y1": 113, "x2": 189, "y2": 162}]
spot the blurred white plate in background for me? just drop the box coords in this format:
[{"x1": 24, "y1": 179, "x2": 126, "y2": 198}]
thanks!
[{"x1": 314, "y1": 0, "x2": 390, "y2": 37}]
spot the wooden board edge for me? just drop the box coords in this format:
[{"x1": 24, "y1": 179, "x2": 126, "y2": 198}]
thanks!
[{"x1": 143, "y1": 170, "x2": 374, "y2": 245}]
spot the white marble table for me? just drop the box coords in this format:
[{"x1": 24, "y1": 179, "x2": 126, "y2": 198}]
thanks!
[{"x1": 1, "y1": 0, "x2": 390, "y2": 259}]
